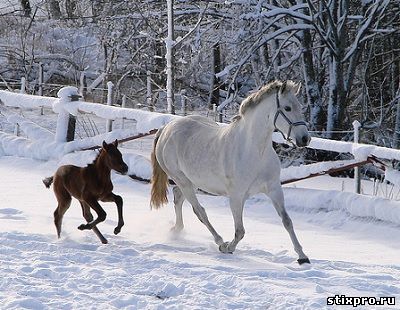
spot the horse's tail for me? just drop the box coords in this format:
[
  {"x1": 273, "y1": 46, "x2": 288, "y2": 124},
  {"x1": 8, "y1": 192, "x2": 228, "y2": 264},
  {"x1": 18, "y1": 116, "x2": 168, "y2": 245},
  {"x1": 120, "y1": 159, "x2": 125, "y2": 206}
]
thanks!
[
  {"x1": 42, "y1": 176, "x2": 54, "y2": 188},
  {"x1": 150, "y1": 128, "x2": 169, "y2": 209}
]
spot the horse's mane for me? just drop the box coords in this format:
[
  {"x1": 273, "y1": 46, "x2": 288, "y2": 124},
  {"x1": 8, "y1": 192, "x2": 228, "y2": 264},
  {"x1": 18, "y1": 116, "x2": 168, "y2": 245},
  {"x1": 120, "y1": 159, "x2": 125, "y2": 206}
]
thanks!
[
  {"x1": 234, "y1": 80, "x2": 298, "y2": 120},
  {"x1": 87, "y1": 148, "x2": 103, "y2": 168}
]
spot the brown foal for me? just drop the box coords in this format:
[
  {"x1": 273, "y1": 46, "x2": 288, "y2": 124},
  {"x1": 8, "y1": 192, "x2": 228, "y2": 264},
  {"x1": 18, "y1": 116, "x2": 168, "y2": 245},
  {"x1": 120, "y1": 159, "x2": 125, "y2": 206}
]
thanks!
[{"x1": 43, "y1": 140, "x2": 128, "y2": 244}]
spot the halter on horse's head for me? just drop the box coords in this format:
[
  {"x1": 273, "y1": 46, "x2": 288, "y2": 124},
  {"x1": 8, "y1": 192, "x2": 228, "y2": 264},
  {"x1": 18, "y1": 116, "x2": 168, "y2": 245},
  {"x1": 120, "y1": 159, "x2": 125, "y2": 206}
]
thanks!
[
  {"x1": 238, "y1": 80, "x2": 311, "y2": 147},
  {"x1": 272, "y1": 81, "x2": 310, "y2": 147}
]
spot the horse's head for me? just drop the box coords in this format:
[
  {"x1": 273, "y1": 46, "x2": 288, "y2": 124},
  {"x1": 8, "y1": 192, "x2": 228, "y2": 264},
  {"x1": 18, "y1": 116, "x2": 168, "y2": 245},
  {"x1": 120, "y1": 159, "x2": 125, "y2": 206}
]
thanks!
[
  {"x1": 273, "y1": 81, "x2": 310, "y2": 147},
  {"x1": 102, "y1": 140, "x2": 129, "y2": 174}
]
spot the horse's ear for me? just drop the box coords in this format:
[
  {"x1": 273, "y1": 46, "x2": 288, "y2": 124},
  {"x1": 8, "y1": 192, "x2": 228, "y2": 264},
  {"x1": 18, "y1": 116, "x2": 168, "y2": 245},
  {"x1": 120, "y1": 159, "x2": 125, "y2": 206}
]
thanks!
[
  {"x1": 113, "y1": 139, "x2": 118, "y2": 147},
  {"x1": 280, "y1": 81, "x2": 287, "y2": 94},
  {"x1": 102, "y1": 140, "x2": 108, "y2": 150}
]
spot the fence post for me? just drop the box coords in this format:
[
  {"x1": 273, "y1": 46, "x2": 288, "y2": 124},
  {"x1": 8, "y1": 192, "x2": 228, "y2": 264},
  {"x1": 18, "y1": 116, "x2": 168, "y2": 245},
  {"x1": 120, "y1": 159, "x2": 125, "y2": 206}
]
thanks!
[
  {"x1": 121, "y1": 94, "x2": 126, "y2": 129},
  {"x1": 55, "y1": 87, "x2": 79, "y2": 143},
  {"x1": 106, "y1": 81, "x2": 113, "y2": 133},
  {"x1": 147, "y1": 70, "x2": 153, "y2": 111},
  {"x1": 66, "y1": 95, "x2": 79, "y2": 142},
  {"x1": 14, "y1": 123, "x2": 20, "y2": 136},
  {"x1": 20, "y1": 77, "x2": 26, "y2": 94},
  {"x1": 353, "y1": 120, "x2": 361, "y2": 194},
  {"x1": 213, "y1": 104, "x2": 222, "y2": 122},
  {"x1": 181, "y1": 89, "x2": 187, "y2": 116},
  {"x1": 79, "y1": 71, "x2": 87, "y2": 99},
  {"x1": 39, "y1": 62, "x2": 44, "y2": 115}
]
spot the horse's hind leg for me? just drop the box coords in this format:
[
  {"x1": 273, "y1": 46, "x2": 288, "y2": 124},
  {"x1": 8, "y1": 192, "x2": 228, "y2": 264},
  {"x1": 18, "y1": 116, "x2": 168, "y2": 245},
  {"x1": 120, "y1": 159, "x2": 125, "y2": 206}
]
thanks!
[
  {"x1": 175, "y1": 179, "x2": 224, "y2": 246},
  {"x1": 267, "y1": 185, "x2": 310, "y2": 264},
  {"x1": 79, "y1": 201, "x2": 108, "y2": 244},
  {"x1": 53, "y1": 188, "x2": 71, "y2": 239},
  {"x1": 172, "y1": 186, "x2": 185, "y2": 232},
  {"x1": 54, "y1": 196, "x2": 71, "y2": 238}
]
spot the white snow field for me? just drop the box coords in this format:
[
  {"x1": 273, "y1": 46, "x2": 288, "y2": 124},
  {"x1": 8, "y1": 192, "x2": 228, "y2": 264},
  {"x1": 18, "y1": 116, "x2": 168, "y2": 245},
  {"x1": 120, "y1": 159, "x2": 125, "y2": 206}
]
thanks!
[{"x1": 1, "y1": 152, "x2": 400, "y2": 309}]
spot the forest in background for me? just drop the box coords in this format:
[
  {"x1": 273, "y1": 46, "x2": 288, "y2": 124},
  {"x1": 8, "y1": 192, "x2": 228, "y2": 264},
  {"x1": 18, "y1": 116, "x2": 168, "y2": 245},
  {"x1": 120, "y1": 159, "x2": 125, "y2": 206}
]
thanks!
[{"x1": 0, "y1": 0, "x2": 399, "y2": 147}]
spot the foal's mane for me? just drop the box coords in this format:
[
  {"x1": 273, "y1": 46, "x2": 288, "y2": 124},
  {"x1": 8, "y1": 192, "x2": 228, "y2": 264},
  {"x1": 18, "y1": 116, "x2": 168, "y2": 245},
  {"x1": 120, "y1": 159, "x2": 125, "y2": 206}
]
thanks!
[
  {"x1": 235, "y1": 80, "x2": 298, "y2": 120},
  {"x1": 87, "y1": 148, "x2": 104, "y2": 168}
]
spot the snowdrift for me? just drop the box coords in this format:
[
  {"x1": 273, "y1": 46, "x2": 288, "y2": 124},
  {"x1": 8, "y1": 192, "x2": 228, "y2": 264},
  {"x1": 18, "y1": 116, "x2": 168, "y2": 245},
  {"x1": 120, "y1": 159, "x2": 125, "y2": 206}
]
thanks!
[{"x1": 285, "y1": 188, "x2": 400, "y2": 226}]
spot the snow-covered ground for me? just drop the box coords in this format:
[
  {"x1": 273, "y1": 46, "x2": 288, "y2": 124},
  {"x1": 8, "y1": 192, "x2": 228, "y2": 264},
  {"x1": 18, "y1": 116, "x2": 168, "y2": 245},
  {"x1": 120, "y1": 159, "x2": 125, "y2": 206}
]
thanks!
[{"x1": 1, "y1": 153, "x2": 400, "y2": 309}]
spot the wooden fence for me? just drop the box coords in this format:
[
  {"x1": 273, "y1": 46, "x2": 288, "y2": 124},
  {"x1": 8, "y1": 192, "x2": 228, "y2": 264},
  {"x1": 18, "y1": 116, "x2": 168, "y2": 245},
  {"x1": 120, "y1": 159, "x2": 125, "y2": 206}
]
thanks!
[{"x1": 0, "y1": 87, "x2": 400, "y2": 193}]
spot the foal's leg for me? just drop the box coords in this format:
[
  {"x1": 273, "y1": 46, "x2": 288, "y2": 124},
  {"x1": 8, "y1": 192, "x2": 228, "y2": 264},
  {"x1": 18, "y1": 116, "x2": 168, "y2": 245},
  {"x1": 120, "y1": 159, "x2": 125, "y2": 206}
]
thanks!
[
  {"x1": 53, "y1": 198, "x2": 71, "y2": 238},
  {"x1": 53, "y1": 184, "x2": 72, "y2": 238},
  {"x1": 219, "y1": 195, "x2": 245, "y2": 254},
  {"x1": 100, "y1": 193, "x2": 124, "y2": 235},
  {"x1": 79, "y1": 201, "x2": 108, "y2": 244},
  {"x1": 267, "y1": 185, "x2": 310, "y2": 264},
  {"x1": 172, "y1": 186, "x2": 185, "y2": 231},
  {"x1": 78, "y1": 198, "x2": 107, "y2": 231},
  {"x1": 175, "y1": 179, "x2": 224, "y2": 246}
]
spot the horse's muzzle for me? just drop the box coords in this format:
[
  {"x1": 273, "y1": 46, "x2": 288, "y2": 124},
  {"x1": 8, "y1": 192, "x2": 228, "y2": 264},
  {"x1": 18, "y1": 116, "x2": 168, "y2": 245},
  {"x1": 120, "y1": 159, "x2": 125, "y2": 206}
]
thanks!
[
  {"x1": 119, "y1": 163, "x2": 129, "y2": 175},
  {"x1": 296, "y1": 134, "x2": 311, "y2": 147}
]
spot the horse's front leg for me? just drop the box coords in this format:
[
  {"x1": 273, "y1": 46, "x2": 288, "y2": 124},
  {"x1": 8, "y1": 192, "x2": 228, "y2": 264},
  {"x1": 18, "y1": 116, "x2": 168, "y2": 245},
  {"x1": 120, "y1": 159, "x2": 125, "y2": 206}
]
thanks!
[
  {"x1": 78, "y1": 198, "x2": 107, "y2": 231},
  {"x1": 266, "y1": 184, "x2": 310, "y2": 265},
  {"x1": 101, "y1": 193, "x2": 124, "y2": 235},
  {"x1": 79, "y1": 201, "x2": 108, "y2": 244},
  {"x1": 219, "y1": 195, "x2": 246, "y2": 254}
]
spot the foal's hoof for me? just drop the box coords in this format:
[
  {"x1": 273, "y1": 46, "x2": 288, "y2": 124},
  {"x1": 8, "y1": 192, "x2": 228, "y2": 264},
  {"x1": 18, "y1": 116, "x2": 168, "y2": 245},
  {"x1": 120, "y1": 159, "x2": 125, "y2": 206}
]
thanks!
[
  {"x1": 219, "y1": 242, "x2": 233, "y2": 254},
  {"x1": 114, "y1": 227, "x2": 121, "y2": 235},
  {"x1": 297, "y1": 257, "x2": 311, "y2": 265},
  {"x1": 78, "y1": 223, "x2": 91, "y2": 230}
]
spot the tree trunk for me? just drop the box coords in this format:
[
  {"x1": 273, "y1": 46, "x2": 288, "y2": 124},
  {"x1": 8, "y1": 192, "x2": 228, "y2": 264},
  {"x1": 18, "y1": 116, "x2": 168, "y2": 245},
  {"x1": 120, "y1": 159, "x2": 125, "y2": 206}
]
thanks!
[
  {"x1": 208, "y1": 42, "x2": 221, "y2": 110},
  {"x1": 393, "y1": 73, "x2": 400, "y2": 148},
  {"x1": 47, "y1": 0, "x2": 61, "y2": 19},
  {"x1": 20, "y1": 0, "x2": 32, "y2": 17},
  {"x1": 326, "y1": 0, "x2": 348, "y2": 138},
  {"x1": 166, "y1": 0, "x2": 175, "y2": 114},
  {"x1": 293, "y1": 0, "x2": 324, "y2": 130},
  {"x1": 65, "y1": 0, "x2": 76, "y2": 19}
]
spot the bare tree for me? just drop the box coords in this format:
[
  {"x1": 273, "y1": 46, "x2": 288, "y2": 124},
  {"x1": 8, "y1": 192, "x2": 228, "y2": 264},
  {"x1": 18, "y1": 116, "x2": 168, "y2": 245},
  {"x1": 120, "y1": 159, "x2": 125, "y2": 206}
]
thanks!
[
  {"x1": 20, "y1": 0, "x2": 31, "y2": 17},
  {"x1": 65, "y1": 0, "x2": 77, "y2": 19},
  {"x1": 47, "y1": 0, "x2": 62, "y2": 19}
]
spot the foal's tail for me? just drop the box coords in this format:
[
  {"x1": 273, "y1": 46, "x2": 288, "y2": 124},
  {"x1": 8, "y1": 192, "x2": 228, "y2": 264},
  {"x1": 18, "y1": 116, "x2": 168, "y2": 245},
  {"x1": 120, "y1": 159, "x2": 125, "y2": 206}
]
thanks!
[
  {"x1": 150, "y1": 128, "x2": 169, "y2": 209},
  {"x1": 42, "y1": 176, "x2": 54, "y2": 188}
]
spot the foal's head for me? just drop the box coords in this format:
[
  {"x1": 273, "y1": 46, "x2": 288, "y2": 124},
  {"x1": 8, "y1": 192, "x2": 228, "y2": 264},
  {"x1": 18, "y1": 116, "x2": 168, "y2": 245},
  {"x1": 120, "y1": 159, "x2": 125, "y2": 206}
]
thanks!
[{"x1": 101, "y1": 140, "x2": 129, "y2": 174}]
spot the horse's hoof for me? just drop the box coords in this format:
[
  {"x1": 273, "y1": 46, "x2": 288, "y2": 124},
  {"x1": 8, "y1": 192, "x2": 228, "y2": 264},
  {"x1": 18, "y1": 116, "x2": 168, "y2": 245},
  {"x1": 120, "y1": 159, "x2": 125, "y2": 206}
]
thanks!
[
  {"x1": 78, "y1": 224, "x2": 90, "y2": 230},
  {"x1": 297, "y1": 257, "x2": 311, "y2": 265},
  {"x1": 170, "y1": 225, "x2": 184, "y2": 233},
  {"x1": 114, "y1": 227, "x2": 121, "y2": 235},
  {"x1": 101, "y1": 238, "x2": 108, "y2": 244},
  {"x1": 219, "y1": 242, "x2": 233, "y2": 254}
]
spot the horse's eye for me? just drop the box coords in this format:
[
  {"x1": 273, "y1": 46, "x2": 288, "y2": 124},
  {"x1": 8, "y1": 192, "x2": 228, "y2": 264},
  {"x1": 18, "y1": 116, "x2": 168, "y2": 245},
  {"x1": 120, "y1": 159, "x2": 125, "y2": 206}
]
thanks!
[{"x1": 284, "y1": 106, "x2": 291, "y2": 112}]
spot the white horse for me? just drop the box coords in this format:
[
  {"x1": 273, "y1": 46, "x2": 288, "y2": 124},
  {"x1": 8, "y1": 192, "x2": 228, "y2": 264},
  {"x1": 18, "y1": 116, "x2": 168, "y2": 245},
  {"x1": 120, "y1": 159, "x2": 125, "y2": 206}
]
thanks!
[{"x1": 150, "y1": 80, "x2": 311, "y2": 264}]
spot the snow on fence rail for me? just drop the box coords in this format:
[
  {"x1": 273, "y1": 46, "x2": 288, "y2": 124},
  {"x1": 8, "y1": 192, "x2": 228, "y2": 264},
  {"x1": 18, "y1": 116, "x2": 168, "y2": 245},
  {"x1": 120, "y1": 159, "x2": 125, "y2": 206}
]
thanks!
[
  {"x1": 0, "y1": 88, "x2": 177, "y2": 161},
  {"x1": 2, "y1": 88, "x2": 400, "y2": 163},
  {"x1": 0, "y1": 88, "x2": 178, "y2": 135}
]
